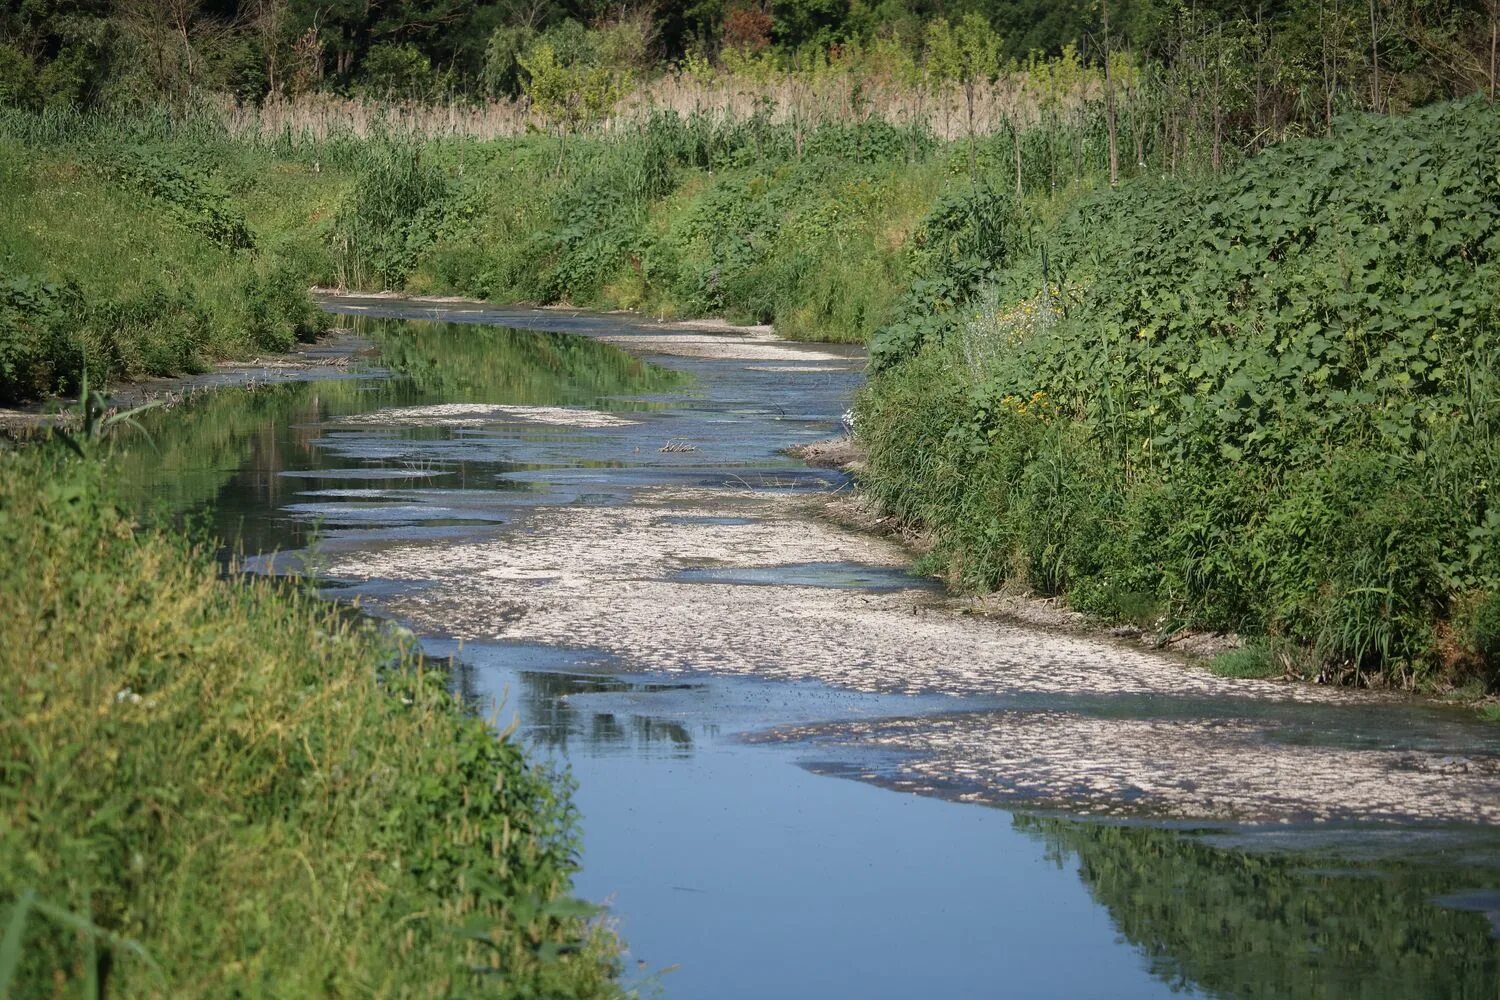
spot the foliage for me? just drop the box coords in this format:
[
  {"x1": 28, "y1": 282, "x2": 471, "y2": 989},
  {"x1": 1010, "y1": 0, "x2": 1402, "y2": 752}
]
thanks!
[
  {"x1": 0, "y1": 447, "x2": 622, "y2": 996},
  {"x1": 104, "y1": 147, "x2": 255, "y2": 251},
  {"x1": 330, "y1": 139, "x2": 451, "y2": 288},
  {"x1": 3, "y1": 0, "x2": 1495, "y2": 165},
  {"x1": 0, "y1": 274, "x2": 84, "y2": 400},
  {"x1": 522, "y1": 42, "x2": 631, "y2": 132},
  {"x1": 861, "y1": 98, "x2": 1500, "y2": 686}
]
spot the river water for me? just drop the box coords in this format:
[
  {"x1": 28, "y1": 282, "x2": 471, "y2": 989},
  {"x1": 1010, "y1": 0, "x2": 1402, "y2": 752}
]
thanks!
[{"x1": 118, "y1": 299, "x2": 1500, "y2": 998}]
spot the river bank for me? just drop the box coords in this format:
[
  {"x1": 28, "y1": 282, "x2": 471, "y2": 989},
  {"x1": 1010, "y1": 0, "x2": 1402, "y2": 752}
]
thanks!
[{"x1": 294, "y1": 299, "x2": 1500, "y2": 826}]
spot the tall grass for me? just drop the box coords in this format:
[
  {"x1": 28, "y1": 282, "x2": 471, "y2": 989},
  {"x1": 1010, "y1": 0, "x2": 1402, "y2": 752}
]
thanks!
[
  {"x1": 215, "y1": 66, "x2": 1119, "y2": 144},
  {"x1": 0, "y1": 445, "x2": 622, "y2": 995}
]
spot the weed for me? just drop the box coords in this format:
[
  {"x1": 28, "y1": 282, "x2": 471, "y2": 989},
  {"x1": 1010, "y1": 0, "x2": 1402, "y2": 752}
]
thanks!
[{"x1": 1208, "y1": 646, "x2": 1282, "y2": 680}]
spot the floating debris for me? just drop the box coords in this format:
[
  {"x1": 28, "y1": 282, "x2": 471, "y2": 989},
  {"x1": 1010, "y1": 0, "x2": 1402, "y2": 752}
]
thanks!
[{"x1": 337, "y1": 403, "x2": 641, "y2": 429}]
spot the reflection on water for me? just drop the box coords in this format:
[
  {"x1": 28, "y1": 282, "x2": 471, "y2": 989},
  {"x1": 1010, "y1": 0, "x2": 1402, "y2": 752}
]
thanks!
[
  {"x1": 518, "y1": 669, "x2": 699, "y2": 754},
  {"x1": 106, "y1": 308, "x2": 1500, "y2": 999},
  {"x1": 1022, "y1": 816, "x2": 1500, "y2": 998},
  {"x1": 112, "y1": 316, "x2": 683, "y2": 552}
]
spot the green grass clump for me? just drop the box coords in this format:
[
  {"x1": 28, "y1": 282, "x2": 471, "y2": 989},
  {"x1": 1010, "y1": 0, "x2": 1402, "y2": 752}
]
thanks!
[
  {"x1": 0, "y1": 447, "x2": 621, "y2": 996},
  {"x1": 1208, "y1": 647, "x2": 1282, "y2": 680},
  {"x1": 860, "y1": 97, "x2": 1500, "y2": 688}
]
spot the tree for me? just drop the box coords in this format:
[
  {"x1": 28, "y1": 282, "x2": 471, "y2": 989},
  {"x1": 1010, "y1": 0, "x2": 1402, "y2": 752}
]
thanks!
[{"x1": 521, "y1": 40, "x2": 629, "y2": 132}]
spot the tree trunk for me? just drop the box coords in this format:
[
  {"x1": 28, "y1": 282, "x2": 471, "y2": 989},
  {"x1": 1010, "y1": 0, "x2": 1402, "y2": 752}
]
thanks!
[
  {"x1": 1321, "y1": 0, "x2": 1335, "y2": 133},
  {"x1": 1103, "y1": 0, "x2": 1119, "y2": 186},
  {"x1": 1013, "y1": 120, "x2": 1023, "y2": 197},
  {"x1": 1212, "y1": 53, "x2": 1223, "y2": 173},
  {"x1": 966, "y1": 81, "x2": 977, "y2": 178},
  {"x1": 1490, "y1": 0, "x2": 1498, "y2": 103}
]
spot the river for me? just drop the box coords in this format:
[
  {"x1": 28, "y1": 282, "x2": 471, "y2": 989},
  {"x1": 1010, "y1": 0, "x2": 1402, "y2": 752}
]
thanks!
[{"x1": 117, "y1": 298, "x2": 1500, "y2": 998}]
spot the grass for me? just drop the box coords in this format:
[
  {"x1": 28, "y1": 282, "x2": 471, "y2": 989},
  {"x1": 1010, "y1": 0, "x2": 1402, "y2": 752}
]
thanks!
[
  {"x1": 1208, "y1": 647, "x2": 1283, "y2": 681},
  {"x1": 0, "y1": 444, "x2": 622, "y2": 996},
  {"x1": 0, "y1": 125, "x2": 327, "y2": 401}
]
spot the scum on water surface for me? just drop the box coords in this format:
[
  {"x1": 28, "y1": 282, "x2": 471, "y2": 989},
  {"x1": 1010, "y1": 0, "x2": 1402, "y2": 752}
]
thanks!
[{"x1": 320, "y1": 486, "x2": 1500, "y2": 825}]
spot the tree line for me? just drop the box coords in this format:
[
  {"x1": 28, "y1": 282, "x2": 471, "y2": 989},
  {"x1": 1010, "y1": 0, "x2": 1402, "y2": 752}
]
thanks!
[{"x1": 0, "y1": 1, "x2": 1495, "y2": 138}]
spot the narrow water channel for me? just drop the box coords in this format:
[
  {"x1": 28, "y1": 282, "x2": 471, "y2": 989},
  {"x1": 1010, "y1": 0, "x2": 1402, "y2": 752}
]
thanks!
[{"x1": 118, "y1": 299, "x2": 1500, "y2": 998}]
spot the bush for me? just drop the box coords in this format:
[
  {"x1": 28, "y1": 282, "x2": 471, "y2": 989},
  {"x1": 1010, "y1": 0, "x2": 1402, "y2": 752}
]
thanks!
[
  {"x1": 0, "y1": 274, "x2": 85, "y2": 399},
  {"x1": 1461, "y1": 591, "x2": 1500, "y2": 671},
  {"x1": 241, "y1": 258, "x2": 323, "y2": 352},
  {"x1": 860, "y1": 98, "x2": 1500, "y2": 685},
  {"x1": 0, "y1": 449, "x2": 621, "y2": 996}
]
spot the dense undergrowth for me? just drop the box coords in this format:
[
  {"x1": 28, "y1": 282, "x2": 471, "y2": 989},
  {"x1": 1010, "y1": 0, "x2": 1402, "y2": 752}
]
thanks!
[
  {"x1": 0, "y1": 444, "x2": 621, "y2": 996},
  {"x1": 3, "y1": 96, "x2": 1498, "y2": 691},
  {"x1": 860, "y1": 97, "x2": 1500, "y2": 688},
  {"x1": 0, "y1": 111, "x2": 339, "y2": 402}
]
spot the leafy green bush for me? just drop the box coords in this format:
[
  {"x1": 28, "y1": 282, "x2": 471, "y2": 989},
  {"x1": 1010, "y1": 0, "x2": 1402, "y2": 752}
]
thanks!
[
  {"x1": 871, "y1": 183, "x2": 1017, "y2": 367},
  {"x1": 0, "y1": 448, "x2": 621, "y2": 996},
  {"x1": 1460, "y1": 591, "x2": 1500, "y2": 669},
  {"x1": 105, "y1": 148, "x2": 255, "y2": 251},
  {"x1": 861, "y1": 98, "x2": 1500, "y2": 685},
  {"x1": 0, "y1": 274, "x2": 84, "y2": 399},
  {"x1": 240, "y1": 257, "x2": 323, "y2": 352}
]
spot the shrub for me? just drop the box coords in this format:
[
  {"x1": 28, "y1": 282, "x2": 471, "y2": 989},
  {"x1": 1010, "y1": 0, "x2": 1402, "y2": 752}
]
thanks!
[
  {"x1": 860, "y1": 98, "x2": 1500, "y2": 685},
  {"x1": 0, "y1": 449, "x2": 621, "y2": 996},
  {"x1": 0, "y1": 274, "x2": 84, "y2": 399}
]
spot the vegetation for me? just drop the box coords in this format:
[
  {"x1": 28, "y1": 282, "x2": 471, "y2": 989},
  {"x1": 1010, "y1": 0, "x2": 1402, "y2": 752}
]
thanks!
[
  {"x1": 0, "y1": 111, "x2": 331, "y2": 401},
  {"x1": 2, "y1": 0, "x2": 1495, "y2": 138},
  {"x1": 860, "y1": 97, "x2": 1500, "y2": 688},
  {"x1": 2, "y1": 0, "x2": 1499, "y2": 981},
  {"x1": 0, "y1": 441, "x2": 621, "y2": 995}
]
